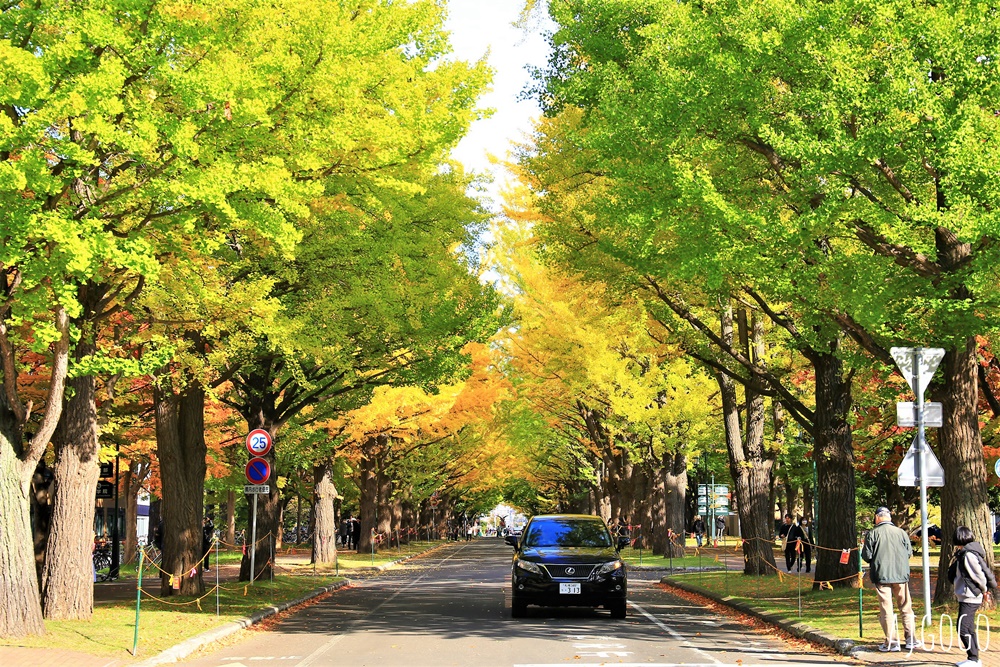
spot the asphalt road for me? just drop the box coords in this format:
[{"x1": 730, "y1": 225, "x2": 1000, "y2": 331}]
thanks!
[{"x1": 181, "y1": 539, "x2": 847, "y2": 667}]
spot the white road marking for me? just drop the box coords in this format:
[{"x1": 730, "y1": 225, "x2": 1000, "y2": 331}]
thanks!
[
  {"x1": 515, "y1": 664, "x2": 800, "y2": 667},
  {"x1": 628, "y1": 600, "x2": 722, "y2": 665},
  {"x1": 294, "y1": 545, "x2": 470, "y2": 667}
]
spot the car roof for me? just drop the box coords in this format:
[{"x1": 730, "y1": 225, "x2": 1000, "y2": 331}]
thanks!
[{"x1": 528, "y1": 514, "x2": 606, "y2": 522}]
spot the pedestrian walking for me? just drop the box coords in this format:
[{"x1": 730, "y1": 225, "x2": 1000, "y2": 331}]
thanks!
[
  {"x1": 715, "y1": 516, "x2": 726, "y2": 541},
  {"x1": 691, "y1": 515, "x2": 706, "y2": 548},
  {"x1": 351, "y1": 516, "x2": 361, "y2": 551},
  {"x1": 779, "y1": 514, "x2": 796, "y2": 571},
  {"x1": 861, "y1": 507, "x2": 918, "y2": 652},
  {"x1": 797, "y1": 517, "x2": 813, "y2": 573},
  {"x1": 340, "y1": 514, "x2": 352, "y2": 549},
  {"x1": 948, "y1": 525, "x2": 996, "y2": 667}
]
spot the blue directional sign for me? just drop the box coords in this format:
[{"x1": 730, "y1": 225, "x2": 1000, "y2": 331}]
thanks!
[{"x1": 245, "y1": 457, "x2": 271, "y2": 485}]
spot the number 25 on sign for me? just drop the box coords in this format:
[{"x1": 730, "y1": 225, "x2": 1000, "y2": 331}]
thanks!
[{"x1": 246, "y1": 429, "x2": 272, "y2": 457}]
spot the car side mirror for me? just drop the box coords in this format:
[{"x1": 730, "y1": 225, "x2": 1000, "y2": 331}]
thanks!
[
  {"x1": 505, "y1": 535, "x2": 518, "y2": 548},
  {"x1": 617, "y1": 536, "x2": 630, "y2": 551}
]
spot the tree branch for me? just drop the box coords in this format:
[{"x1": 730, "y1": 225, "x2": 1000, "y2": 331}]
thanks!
[{"x1": 20, "y1": 306, "x2": 70, "y2": 491}]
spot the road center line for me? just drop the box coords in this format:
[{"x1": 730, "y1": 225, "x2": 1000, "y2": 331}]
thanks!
[
  {"x1": 294, "y1": 545, "x2": 469, "y2": 667},
  {"x1": 628, "y1": 600, "x2": 722, "y2": 666}
]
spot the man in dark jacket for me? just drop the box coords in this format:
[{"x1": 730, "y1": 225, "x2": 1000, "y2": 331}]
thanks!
[
  {"x1": 340, "y1": 514, "x2": 352, "y2": 549},
  {"x1": 691, "y1": 516, "x2": 706, "y2": 547},
  {"x1": 787, "y1": 517, "x2": 811, "y2": 572},
  {"x1": 779, "y1": 515, "x2": 796, "y2": 571},
  {"x1": 861, "y1": 507, "x2": 916, "y2": 652}
]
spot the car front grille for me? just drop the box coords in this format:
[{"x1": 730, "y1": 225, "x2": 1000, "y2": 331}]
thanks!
[{"x1": 540, "y1": 564, "x2": 596, "y2": 580}]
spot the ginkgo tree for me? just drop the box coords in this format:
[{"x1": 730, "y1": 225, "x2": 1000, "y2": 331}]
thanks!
[
  {"x1": 334, "y1": 341, "x2": 509, "y2": 554},
  {"x1": 491, "y1": 210, "x2": 720, "y2": 556},
  {"x1": 520, "y1": 0, "x2": 1000, "y2": 589}
]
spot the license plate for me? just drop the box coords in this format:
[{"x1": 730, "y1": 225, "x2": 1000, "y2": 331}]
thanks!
[{"x1": 559, "y1": 583, "x2": 581, "y2": 594}]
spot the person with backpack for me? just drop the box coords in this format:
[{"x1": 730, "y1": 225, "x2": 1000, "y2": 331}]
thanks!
[
  {"x1": 948, "y1": 525, "x2": 998, "y2": 667},
  {"x1": 691, "y1": 515, "x2": 706, "y2": 547}
]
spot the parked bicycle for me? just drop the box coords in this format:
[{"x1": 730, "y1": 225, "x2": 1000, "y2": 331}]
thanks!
[{"x1": 92, "y1": 545, "x2": 113, "y2": 582}]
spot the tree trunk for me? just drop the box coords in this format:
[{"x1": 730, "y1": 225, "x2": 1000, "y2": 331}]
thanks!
[
  {"x1": 312, "y1": 462, "x2": 337, "y2": 565},
  {"x1": 722, "y1": 306, "x2": 776, "y2": 576},
  {"x1": 41, "y1": 363, "x2": 100, "y2": 620},
  {"x1": 122, "y1": 462, "x2": 148, "y2": 565},
  {"x1": 0, "y1": 305, "x2": 68, "y2": 638},
  {"x1": 651, "y1": 461, "x2": 666, "y2": 555},
  {"x1": 147, "y1": 498, "x2": 161, "y2": 546},
  {"x1": 662, "y1": 450, "x2": 688, "y2": 557},
  {"x1": 391, "y1": 498, "x2": 403, "y2": 547},
  {"x1": 295, "y1": 494, "x2": 302, "y2": 544},
  {"x1": 30, "y1": 461, "x2": 54, "y2": 585},
  {"x1": 934, "y1": 336, "x2": 993, "y2": 602},
  {"x1": 0, "y1": 426, "x2": 45, "y2": 637},
  {"x1": 375, "y1": 450, "x2": 392, "y2": 544},
  {"x1": 356, "y1": 436, "x2": 380, "y2": 554},
  {"x1": 224, "y1": 490, "x2": 236, "y2": 546},
  {"x1": 812, "y1": 350, "x2": 859, "y2": 589},
  {"x1": 155, "y1": 383, "x2": 207, "y2": 596}
]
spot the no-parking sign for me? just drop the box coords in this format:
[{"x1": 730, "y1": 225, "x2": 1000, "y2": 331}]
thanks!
[
  {"x1": 245, "y1": 457, "x2": 271, "y2": 485},
  {"x1": 246, "y1": 429, "x2": 272, "y2": 457}
]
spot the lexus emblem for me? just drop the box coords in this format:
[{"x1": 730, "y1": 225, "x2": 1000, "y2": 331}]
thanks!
[{"x1": 565, "y1": 567, "x2": 576, "y2": 575}]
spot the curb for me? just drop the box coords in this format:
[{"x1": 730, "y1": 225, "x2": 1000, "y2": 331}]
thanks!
[
  {"x1": 133, "y1": 544, "x2": 444, "y2": 666},
  {"x1": 661, "y1": 577, "x2": 856, "y2": 656}
]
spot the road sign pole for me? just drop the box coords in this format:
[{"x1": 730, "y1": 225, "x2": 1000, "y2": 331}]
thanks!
[
  {"x1": 913, "y1": 347, "x2": 932, "y2": 627},
  {"x1": 250, "y1": 493, "x2": 258, "y2": 584},
  {"x1": 710, "y1": 473, "x2": 716, "y2": 543}
]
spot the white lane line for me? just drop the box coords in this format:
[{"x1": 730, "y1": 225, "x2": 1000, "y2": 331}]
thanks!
[
  {"x1": 515, "y1": 664, "x2": 796, "y2": 667},
  {"x1": 628, "y1": 600, "x2": 722, "y2": 666},
  {"x1": 294, "y1": 545, "x2": 469, "y2": 667}
]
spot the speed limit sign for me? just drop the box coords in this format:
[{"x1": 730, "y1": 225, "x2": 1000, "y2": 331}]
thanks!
[{"x1": 246, "y1": 429, "x2": 272, "y2": 457}]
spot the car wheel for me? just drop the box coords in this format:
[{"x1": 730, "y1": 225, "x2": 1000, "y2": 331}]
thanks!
[
  {"x1": 512, "y1": 598, "x2": 527, "y2": 618},
  {"x1": 609, "y1": 599, "x2": 627, "y2": 619}
]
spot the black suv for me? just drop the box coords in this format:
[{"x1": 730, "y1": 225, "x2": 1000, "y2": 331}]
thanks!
[{"x1": 507, "y1": 514, "x2": 628, "y2": 618}]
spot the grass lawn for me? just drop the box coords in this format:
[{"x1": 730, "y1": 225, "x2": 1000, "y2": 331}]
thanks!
[
  {"x1": 621, "y1": 550, "x2": 730, "y2": 569},
  {"x1": 0, "y1": 575, "x2": 344, "y2": 660},
  {"x1": 280, "y1": 539, "x2": 447, "y2": 572},
  {"x1": 664, "y1": 569, "x2": 1000, "y2": 645}
]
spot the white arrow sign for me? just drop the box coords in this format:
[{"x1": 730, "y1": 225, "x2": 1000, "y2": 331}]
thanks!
[
  {"x1": 891, "y1": 347, "x2": 945, "y2": 395},
  {"x1": 897, "y1": 439, "x2": 945, "y2": 487},
  {"x1": 896, "y1": 401, "x2": 943, "y2": 428}
]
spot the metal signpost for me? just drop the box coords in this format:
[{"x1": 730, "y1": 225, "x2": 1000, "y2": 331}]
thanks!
[
  {"x1": 890, "y1": 346, "x2": 946, "y2": 627},
  {"x1": 245, "y1": 430, "x2": 273, "y2": 584}
]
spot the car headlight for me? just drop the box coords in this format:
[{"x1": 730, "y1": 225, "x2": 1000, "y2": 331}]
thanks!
[
  {"x1": 516, "y1": 559, "x2": 542, "y2": 575},
  {"x1": 595, "y1": 560, "x2": 624, "y2": 576}
]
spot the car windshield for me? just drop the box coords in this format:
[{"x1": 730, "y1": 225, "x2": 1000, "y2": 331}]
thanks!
[{"x1": 521, "y1": 519, "x2": 612, "y2": 548}]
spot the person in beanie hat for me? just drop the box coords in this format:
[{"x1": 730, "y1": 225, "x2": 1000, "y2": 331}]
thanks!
[{"x1": 861, "y1": 507, "x2": 918, "y2": 652}]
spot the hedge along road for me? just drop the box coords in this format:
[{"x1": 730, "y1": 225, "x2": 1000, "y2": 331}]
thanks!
[{"x1": 180, "y1": 539, "x2": 846, "y2": 667}]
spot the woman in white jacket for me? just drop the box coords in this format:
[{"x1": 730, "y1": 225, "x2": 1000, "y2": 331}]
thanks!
[{"x1": 947, "y1": 525, "x2": 997, "y2": 667}]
